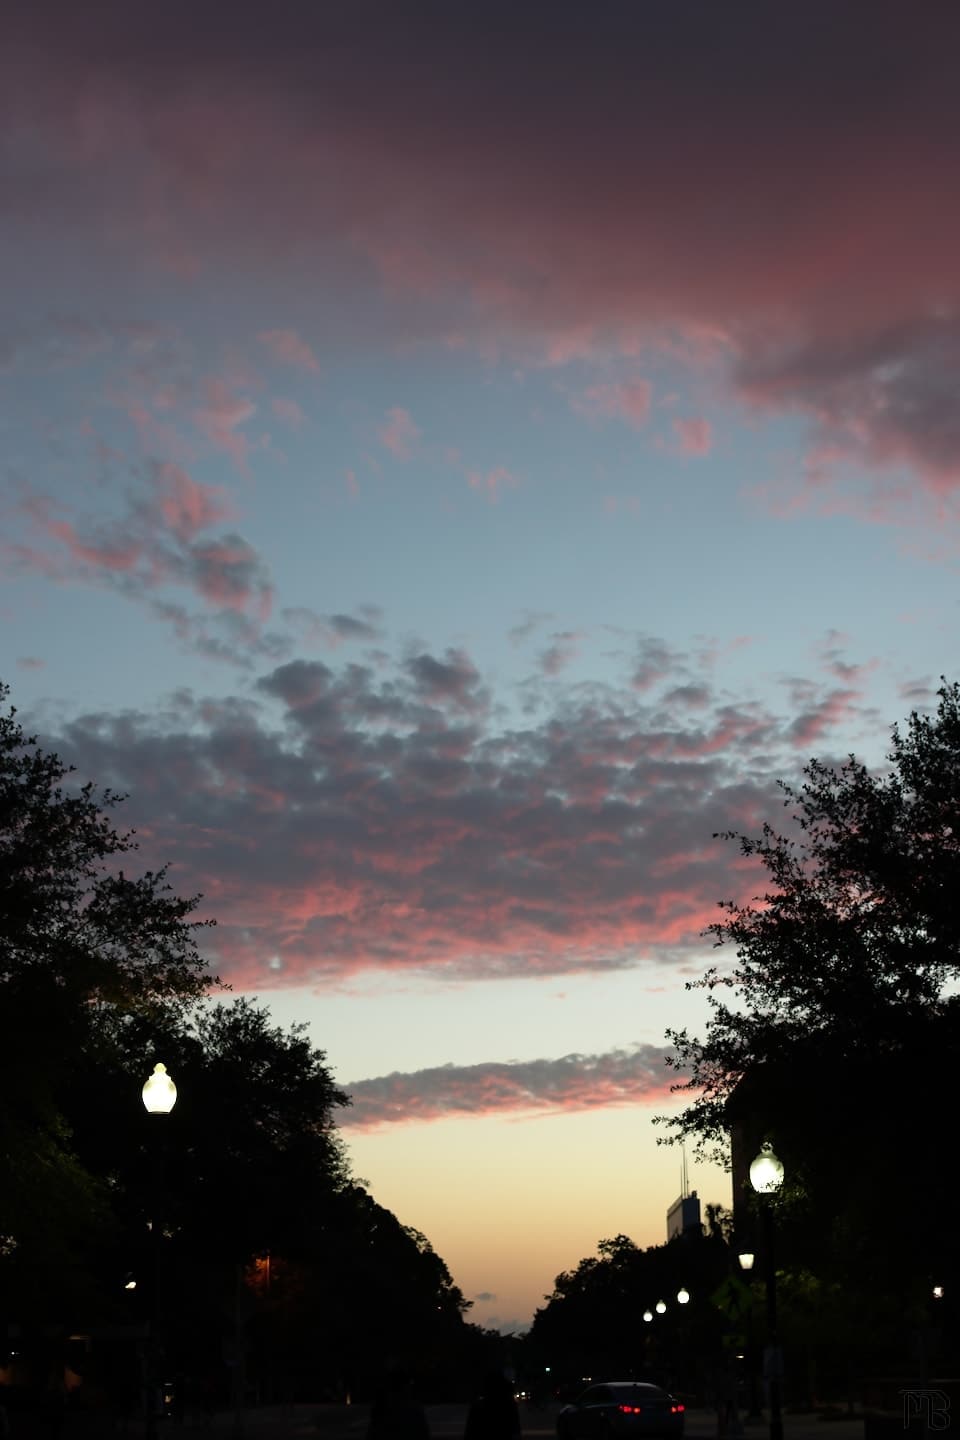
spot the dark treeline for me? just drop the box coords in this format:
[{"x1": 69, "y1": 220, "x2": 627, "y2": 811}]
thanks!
[
  {"x1": 4, "y1": 676, "x2": 960, "y2": 1419},
  {"x1": 0, "y1": 680, "x2": 505, "y2": 1418},
  {"x1": 527, "y1": 682, "x2": 960, "y2": 1405},
  {"x1": 661, "y1": 681, "x2": 960, "y2": 1384}
]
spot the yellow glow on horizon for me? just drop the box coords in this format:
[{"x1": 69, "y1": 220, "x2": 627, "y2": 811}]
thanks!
[{"x1": 345, "y1": 1103, "x2": 729, "y2": 1330}]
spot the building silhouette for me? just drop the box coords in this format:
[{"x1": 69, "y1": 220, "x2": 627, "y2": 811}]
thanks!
[{"x1": 666, "y1": 1150, "x2": 701, "y2": 1240}]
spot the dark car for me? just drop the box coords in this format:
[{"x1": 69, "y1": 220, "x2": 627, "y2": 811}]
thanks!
[{"x1": 556, "y1": 1382, "x2": 685, "y2": 1440}]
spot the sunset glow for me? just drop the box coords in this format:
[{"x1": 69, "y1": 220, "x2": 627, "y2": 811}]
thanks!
[{"x1": 3, "y1": 0, "x2": 957, "y2": 1333}]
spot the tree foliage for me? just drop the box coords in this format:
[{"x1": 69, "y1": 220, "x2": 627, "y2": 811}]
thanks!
[
  {"x1": 527, "y1": 1228, "x2": 732, "y2": 1393},
  {"x1": 0, "y1": 680, "x2": 475, "y2": 1397},
  {"x1": 0, "y1": 682, "x2": 216, "y2": 1280},
  {"x1": 0, "y1": 684, "x2": 212, "y2": 1010},
  {"x1": 658, "y1": 680, "x2": 960, "y2": 1316}
]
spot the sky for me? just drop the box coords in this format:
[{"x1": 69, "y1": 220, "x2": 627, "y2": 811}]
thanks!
[{"x1": 2, "y1": 1, "x2": 960, "y2": 1333}]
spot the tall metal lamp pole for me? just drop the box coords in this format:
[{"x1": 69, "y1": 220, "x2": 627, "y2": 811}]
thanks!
[
  {"x1": 142, "y1": 1063, "x2": 178, "y2": 1440},
  {"x1": 749, "y1": 1144, "x2": 784, "y2": 1440},
  {"x1": 738, "y1": 1251, "x2": 762, "y2": 1418}
]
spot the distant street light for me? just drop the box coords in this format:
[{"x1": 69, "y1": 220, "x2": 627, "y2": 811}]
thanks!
[
  {"x1": 655, "y1": 1300, "x2": 667, "y2": 1314},
  {"x1": 643, "y1": 1310, "x2": 653, "y2": 1323},
  {"x1": 750, "y1": 1144, "x2": 784, "y2": 1440},
  {"x1": 738, "y1": 1253, "x2": 755, "y2": 1272},
  {"x1": 677, "y1": 1288, "x2": 690, "y2": 1305}
]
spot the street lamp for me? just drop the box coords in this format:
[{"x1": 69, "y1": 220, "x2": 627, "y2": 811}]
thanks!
[
  {"x1": 677, "y1": 1288, "x2": 690, "y2": 1305},
  {"x1": 750, "y1": 1143, "x2": 784, "y2": 1440},
  {"x1": 142, "y1": 1063, "x2": 177, "y2": 1115},
  {"x1": 142, "y1": 1063, "x2": 177, "y2": 1440},
  {"x1": 655, "y1": 1300, "x2": 667, "y2": 1315}
]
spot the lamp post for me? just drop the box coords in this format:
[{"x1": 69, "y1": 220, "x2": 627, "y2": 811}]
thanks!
[
  {"x1": 142, "y1": 1063, "x2": 177, "y2": 1440},
  {"x1": 642, "y1": 1303, "x2": 670, "y2": 1382},
  {"x1": 749, "y1": 1144, "x2": 784, "y2": 1440},
  {"x1": 738, "y1": 1251, "x2": 761, "y2": 1419},
  {"x1": 675, "y1": 1289, "x2": 691, "y2": 1396}
]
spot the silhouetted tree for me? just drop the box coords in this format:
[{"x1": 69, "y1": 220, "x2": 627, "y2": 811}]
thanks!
[
  {"x1": 528, "y1": 1229, "x2": 731, "y2": 1394},
  {"x1": 0, "y1": 680, "x2": 215, "y2": 1319},
  {"x1": 0, "y1": 681, "x2": 474, "y2": 1397},
  {"x1": 659, "y1": 680, "x2": 960, "y2": 1354}
]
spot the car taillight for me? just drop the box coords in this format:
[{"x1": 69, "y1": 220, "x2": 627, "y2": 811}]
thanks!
[
  {"x1": 671, "y1": 1405, "x2": 685, "y2": 1414},
  {"x1": 618, "y1": 1406, "x2": 643, "y2": 1415}
]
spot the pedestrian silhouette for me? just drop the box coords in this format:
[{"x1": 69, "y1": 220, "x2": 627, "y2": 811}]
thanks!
[
  {"x1": 464, "y1": 1371, "x2": 521, "y2": 1440},
  {"x1": 367, "y1": 1371, "x2": 430, "y2": 1440}
]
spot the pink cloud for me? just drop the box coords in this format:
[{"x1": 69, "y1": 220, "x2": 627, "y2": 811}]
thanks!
[
  {"x1": 378, "y1": 406, "x2": 420, "y2": 459},
  {"x1": 259, "y1": 328, "x2": 320, "y2": 373},
  {"x1": 156, "y1": 463, "x2": 234, "y2": 541},
  {"x1": 194, "y1": 380, "x2": 256, "y2": 468},
  {"x1": 8, "y1": 465, "x2": 274, "y2": 644},
  {"x1": 8, "y1": 7, "x2": 960, "y2": 505},
  {"x1": 540, "y1": 631, "x2": 580, "y2": 675},
  {"x1": 46, "y1": 517, "x2": 142, "y2": 573},
  {"x1": 340, "y1": 1046, "x2": 674, "y2": 1129},
  {"x1": 39, "y1": 640, "x2": 877, "y2": 992},
  {"x1": 542, "y1": 327, "x2": 599, "y2": 366},
  {"x1": 674, "y1": 417, "x2": 713, "y2": 455},
  {"x1": 786, "y1": 687, "x2": 861, "y2": 749},
  {"x1": 573, "y1": 380, "x2": 652, "y2": 429},
  {"x1": 188, "y1": 537, "x2": 273, "y2": 620}
]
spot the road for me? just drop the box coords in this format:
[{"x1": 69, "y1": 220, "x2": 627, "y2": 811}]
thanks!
[{"x1": 203, "y1": 1400, "x2": 865, "y2": 1440}]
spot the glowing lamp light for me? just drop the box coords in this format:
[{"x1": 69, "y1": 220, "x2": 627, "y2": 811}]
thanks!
[
  {"x1": 643, "y1": 1310, "x2": 653, "y2": 1323},
  {"x1": 655, "y1": 1300, "x2": 667, "y2": 1314},
  {"x1": 738, "y1": 1253, "x2": 755, "y2": 1271},
  {"x1": 142, "y1": 1063, "x2": 178, "y2": 1115},
  {"x1": 124, "y1": 1276, "x2": 137, "y2": 1290},
  {"x1": 677, "y1": 1288, "x2": 690, "y2": 1305},
  {"x1": 749, "y1": 1142, "x2": 784, "y2": 1194},
  {"x1": 933, "y1": 1285, "x2": 945, "y2": 1300}
]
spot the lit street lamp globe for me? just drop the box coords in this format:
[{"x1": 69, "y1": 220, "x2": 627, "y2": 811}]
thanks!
[
  {"x1": 142, "y1": 1063, "x2": 178, "y2": 1115},
  {"x1": 643, "y1": 1310, "x2": 653, "y2": 1323},
  {"x1": 655, "y1": 1300, "x2": 667, "y2": 1314},
  {"x1": 677, "y1": 1288, "x2": 690, "y2": 1305},
  {"x1": 749, "y1": 1142, "x2": 784, "y2": 1194},
  {"x1": 738, "y1": 1252, "x2": 755, "y2": 1271}
]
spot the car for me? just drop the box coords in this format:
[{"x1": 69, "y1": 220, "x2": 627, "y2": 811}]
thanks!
[{"x1": 556, "y1": 1382, "x2": 685, "y2": 1440}]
